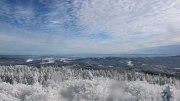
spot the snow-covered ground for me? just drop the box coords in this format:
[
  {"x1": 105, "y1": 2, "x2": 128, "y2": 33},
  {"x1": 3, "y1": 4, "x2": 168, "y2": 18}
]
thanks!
[
  {"x1": 26, "y1": 59, "x2": 33, "y2": 63},
  {"x1": 1, "y1": 78, "x2": 180, "y2": 101},
  {"x1": 0, "y1": 66, "x2": 180, "y2": 101},
  {"x1": 127, "y1": 60, "x2": 133, "y2": 66}
]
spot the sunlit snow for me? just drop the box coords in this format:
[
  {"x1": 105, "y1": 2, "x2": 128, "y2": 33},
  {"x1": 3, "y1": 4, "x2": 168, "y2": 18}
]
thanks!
[{"x1": 0, "y1": 66, "x2": 179, "y2": 101}]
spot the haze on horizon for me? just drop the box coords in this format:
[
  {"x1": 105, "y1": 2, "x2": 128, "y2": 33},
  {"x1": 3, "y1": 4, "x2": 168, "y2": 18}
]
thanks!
[{"x1": 0, "y1": 0, "x2": 180, "y2": 55}]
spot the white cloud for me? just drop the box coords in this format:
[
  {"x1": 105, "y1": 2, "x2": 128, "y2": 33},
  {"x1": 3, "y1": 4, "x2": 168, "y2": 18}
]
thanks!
[
  {"x1": 73, "y1": 0, "x2": 180, "y2": 49},
  {"x1": 0, "y1": 0, "x2": 180, "y2": 54},
  {"x1": 14, "y1": 5, "x2": 35, "y2": 24}
]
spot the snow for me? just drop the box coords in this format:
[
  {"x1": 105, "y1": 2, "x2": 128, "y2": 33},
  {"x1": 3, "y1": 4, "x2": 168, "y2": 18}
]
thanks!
[
  {"x1": 58, "y1": 58, "x2": 72, "y2": 63},
  {"x1": 0, "y1": 66, "x2": 180, "y2": 101},
  {"x1": 175, "y1": 68, "x2": 180, "y2": 70},
  {"x1": 26, "y1": 59, "x2": 33, "y2": 63},
  {"x1": 0, "y1": 79, "x2": 180, "y2": 101},
  {"x1": 41, "y1": 58, "x2": 55, "y2": 64},
  {"x1": 127, "y1": 60, "x2": 133, "y2": 66},
  {"x1": 98, "y1": 65, "x2": 103, "y2": 67}
]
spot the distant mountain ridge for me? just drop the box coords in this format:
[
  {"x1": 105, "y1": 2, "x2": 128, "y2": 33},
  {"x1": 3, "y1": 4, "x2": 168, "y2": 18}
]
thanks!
[{"x1": 136, "y1": 44, "x2": 180, "y2": 55}]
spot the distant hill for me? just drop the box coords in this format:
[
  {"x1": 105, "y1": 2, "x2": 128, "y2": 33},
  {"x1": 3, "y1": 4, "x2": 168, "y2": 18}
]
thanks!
[{"x1": 136, "y1": 44, "x2": 180, "y2": 55}]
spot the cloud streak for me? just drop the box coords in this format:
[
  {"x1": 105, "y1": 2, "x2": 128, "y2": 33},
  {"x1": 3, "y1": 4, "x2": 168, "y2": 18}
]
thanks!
[{"x1": 0, "y1": 0, "x2": 180, "y2": 54}]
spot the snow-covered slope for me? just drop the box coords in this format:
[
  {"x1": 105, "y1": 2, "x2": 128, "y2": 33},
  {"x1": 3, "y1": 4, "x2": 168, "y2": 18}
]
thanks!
[
  {"x1": 1, "y1": 78, "x2": 180, "y2": 101},
  {"x1": 0, "y1": 66, "x2": 180, "y2": 101}
]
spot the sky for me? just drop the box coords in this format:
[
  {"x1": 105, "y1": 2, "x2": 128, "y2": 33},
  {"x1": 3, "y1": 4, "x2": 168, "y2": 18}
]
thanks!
[{"x1": 0, "y1": 0, "x2": 180, "y2": 55}]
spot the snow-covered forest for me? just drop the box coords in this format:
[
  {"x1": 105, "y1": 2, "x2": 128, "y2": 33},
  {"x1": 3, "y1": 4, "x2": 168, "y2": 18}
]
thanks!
[{"x1": 0, "y1": 66, "x2": 180, "y2": 101}]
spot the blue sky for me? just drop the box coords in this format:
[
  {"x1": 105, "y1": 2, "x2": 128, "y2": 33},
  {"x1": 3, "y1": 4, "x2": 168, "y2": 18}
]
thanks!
[{"x1": 0, "y1": 0, "x2": 180, "y2": 55}]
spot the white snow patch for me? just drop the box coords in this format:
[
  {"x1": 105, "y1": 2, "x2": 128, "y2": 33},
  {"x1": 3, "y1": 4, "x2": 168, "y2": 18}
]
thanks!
[
  {"x1": 41, "y1": 58, "x2": 55, "y2": 64},
  {"x1": 127, "y1": 60, "x2": 134, "y2": 66},
  {"x1": 26, "y1": 59, "x2": 33, "y2": 62}
]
